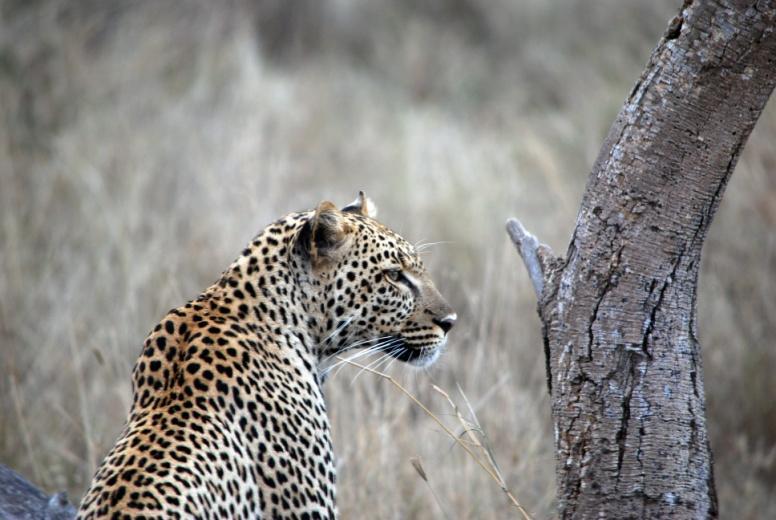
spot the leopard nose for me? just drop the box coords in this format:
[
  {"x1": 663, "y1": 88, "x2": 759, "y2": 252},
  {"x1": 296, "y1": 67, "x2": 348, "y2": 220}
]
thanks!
[{"x1": 432, "y1": 313, "x2": 457, "y2": 334}]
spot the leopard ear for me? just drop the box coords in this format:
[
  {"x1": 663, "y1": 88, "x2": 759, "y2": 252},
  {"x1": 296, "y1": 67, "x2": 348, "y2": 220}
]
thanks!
[
  {"x1": 342, "y1": 191, "x2": 378, "y2": 218},
  {"x1": 297, "y1": 201, "x2": 352, "y2": 268}
]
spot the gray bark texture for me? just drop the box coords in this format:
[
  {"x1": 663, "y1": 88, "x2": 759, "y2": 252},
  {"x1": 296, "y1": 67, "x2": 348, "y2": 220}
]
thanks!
[{"x1": 507, "y1": 1, "x2": 776, "y2": 518}]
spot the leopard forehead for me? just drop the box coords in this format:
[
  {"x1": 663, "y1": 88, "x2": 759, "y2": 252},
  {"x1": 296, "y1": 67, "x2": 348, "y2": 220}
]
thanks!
[{"x1": 344, "y1": 214, "x2": 423, "y2": 268}]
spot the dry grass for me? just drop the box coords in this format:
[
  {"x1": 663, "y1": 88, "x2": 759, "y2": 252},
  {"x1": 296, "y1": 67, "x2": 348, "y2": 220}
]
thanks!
[{"x1": 1, "y1": 0, "x2": 774, "y2": 517}]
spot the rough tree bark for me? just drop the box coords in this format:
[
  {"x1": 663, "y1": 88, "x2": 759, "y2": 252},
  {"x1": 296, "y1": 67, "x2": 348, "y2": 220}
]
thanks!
[{"x1": 507, "y1": 2, "x2": 776, "y2": 518}]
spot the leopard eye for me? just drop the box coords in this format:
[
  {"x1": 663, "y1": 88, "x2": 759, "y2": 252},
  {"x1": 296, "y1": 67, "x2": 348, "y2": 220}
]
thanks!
[
  {"x1": 384, "y1": 268, "x2": 418, "y2": 295},
  {"x1": 384, "y1": 268, "x2": 402, "y2": 282}
]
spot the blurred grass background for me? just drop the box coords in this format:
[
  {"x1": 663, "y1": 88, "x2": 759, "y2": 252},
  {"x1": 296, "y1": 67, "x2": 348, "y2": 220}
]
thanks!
[{"x1": 1, "y1": 0, "x2": 775, "y2": 517}]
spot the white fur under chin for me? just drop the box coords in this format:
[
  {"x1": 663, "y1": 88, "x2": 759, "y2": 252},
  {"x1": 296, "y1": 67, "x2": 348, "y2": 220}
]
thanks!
[{"x1": 407, "y1": 338, "x2": 447, "y2": 368}]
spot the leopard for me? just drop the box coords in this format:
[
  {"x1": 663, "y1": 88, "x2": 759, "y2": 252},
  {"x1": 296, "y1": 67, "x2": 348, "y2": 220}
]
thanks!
[{"x1": 77, "y1": 192, "x2": 456, "y2": 519}]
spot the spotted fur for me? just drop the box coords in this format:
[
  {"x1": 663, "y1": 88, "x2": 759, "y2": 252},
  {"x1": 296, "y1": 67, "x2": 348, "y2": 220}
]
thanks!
[{"x1": 78, "y1": 194, "x2": 455, "y2": 519}]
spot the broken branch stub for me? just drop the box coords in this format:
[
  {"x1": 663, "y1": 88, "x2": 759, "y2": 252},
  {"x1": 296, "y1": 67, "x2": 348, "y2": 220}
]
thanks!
[{"x1": 505, "y1": 218, "x2": 556, "y2": 301}]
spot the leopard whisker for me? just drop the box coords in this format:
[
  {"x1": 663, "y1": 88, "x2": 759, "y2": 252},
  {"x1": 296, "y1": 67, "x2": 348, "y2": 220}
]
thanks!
[
  {"x1": 329, "y1": 346, "x2": 386, "y2": 380},
  {"x1": 373, "y1": 345, "x2": 405, "y2": 373},
  {"x1": 323, "y1": 339, "x2": 399, "y2": 378},
  {"x1": 328, "y1": 338, "x2": 402, "y2": 380},
  {"x1": 320, "y1": 335, "x2": 394, "y2": 365},
  {"x1": 351, "y1": 344, "x2": 403, "y2": 384},
  {"x1": 416, "y1": 241, "x2": 454, "y2": 252},
  {"x1": 316, "y1": 315, "x2": 356, "y2": 348},
  {"x1": 382, "y1": 349, "x2": 404, "y2": 374}
]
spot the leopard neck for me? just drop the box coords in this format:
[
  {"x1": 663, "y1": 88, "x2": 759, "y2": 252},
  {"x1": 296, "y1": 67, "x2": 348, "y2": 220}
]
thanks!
[{"x1": 203, "y1": 213, "x2": 334, "y2": 366}]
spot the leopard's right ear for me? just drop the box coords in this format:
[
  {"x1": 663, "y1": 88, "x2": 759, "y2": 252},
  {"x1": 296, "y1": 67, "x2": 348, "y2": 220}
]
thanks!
[
  {"x1": 296, "y1": 201, "x2": 353, "y2": 268},
  {"x1": 342, "y1": 191, "x2": 378, "y2": 218}
]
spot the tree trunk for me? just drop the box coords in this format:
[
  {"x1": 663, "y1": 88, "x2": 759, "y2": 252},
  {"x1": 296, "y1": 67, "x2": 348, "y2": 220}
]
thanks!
[{"x1": 507, "y1": 2, "x2": 776, "y2": 518}]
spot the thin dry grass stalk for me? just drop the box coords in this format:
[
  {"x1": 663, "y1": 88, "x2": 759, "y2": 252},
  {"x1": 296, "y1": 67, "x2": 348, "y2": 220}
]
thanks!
[
  {"x1": 432, "y1": 383, "x2": 522, "y2": 512},
  {"x1": 409, "y1": 457, "x2": 451, "y2": 520},
  {"x1": 334, "y1": 356, "x2": 534, "y2": 519}
]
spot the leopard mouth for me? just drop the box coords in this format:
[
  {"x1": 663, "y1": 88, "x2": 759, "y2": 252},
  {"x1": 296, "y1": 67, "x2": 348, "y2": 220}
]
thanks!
[{"x1": 381, "y1": 337, "x2": 445, "y2": 367}]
